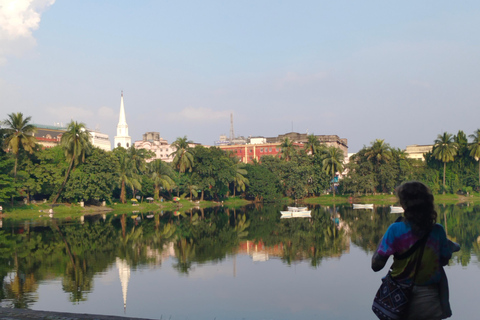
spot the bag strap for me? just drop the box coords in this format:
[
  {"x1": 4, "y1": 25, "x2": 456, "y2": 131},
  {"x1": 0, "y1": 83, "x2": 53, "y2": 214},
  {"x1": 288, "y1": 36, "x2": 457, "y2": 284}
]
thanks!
[
  {"x1": 412, "y1": 231, "x2": 429, "y2": 282},
  {"x1": 394, "y1": 230, "x2": 430, "y2": 260}
]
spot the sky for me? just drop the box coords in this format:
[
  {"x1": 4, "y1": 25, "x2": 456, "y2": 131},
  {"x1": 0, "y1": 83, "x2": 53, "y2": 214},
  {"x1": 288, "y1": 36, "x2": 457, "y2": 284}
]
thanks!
[{"x1": 1, "y1": 0, "x2": 480, "y2": 153}]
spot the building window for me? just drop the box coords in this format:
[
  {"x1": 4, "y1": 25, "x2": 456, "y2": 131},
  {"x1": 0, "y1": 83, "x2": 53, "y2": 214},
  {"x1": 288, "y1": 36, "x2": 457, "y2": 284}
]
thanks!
[
  {"x1": 160, "y1": 149, "x2": 163, "y2": 152},
  {"x1": 249, "y1": 149, "x2": 253, "y2": 153},
  {"x1": 260, "y1": 148, "x2": 263, "y2": 152},
  {"x1": 269, "y1": 148, "x2": 272, "y2": 152}
]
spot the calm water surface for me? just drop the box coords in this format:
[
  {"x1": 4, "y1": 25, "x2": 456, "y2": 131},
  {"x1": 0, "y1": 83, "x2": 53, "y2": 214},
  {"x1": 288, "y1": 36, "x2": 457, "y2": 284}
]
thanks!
[{"x1": 0, "y1": 204, "x2": 478, "y2": 320}]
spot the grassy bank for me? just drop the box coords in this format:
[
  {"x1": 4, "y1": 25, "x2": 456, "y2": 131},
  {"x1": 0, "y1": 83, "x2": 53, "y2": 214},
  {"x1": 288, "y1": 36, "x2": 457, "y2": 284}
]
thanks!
[
  {"x1": 303, "y1": 193, "x2": 480, "y2": 206},
  {"x1": 2, "y1": 193, "x2": 479, "y2": 221},
  {"x1": 0, "y1": 197, "x2": 254, "y2": 221}
]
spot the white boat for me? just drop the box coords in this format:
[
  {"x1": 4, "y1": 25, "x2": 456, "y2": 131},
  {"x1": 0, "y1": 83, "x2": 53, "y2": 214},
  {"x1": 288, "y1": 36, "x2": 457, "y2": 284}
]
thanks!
[
  {"x1": 352, "y1": 204, "x2": 374, "y2": 209},
  {"x1": 390, "y1": 206, "x2": 404, "y2": 213},
  {"x1": 287, "y1": 206, "x2": 308, "y2": 212},
  {"x1": 280, "y1": 211, "x2": 312, "y2": 219}
]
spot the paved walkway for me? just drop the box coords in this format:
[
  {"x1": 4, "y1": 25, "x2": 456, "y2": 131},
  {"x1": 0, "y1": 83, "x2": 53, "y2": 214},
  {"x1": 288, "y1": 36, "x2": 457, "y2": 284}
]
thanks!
[{"x1": 0, "y1": 308, "x2": 155, "y2": 320}]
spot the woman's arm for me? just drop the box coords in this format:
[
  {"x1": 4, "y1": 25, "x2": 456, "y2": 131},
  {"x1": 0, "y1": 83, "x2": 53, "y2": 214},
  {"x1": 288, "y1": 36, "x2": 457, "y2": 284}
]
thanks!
[{"x1": 371, "y1": 251, "x2": 388, "y2": 271}]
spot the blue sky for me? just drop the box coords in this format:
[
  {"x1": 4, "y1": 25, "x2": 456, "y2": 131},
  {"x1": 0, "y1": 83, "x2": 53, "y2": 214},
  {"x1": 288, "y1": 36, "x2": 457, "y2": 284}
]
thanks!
[{"x1": 1, "y1": 0, "x2": 480, "y2": 152}]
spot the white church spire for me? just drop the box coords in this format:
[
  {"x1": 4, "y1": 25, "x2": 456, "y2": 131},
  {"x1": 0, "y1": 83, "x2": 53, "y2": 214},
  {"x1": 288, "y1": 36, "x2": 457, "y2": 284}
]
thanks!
[{"x1": 114, "y1": 91, "x2": 132, "y2": 148}]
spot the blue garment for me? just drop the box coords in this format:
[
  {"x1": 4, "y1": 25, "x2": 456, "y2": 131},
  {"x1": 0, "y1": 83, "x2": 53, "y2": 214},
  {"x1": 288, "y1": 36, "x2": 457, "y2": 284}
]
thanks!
[{"x1": 376, "y1": 222, "x2": 452, "y2": 285}]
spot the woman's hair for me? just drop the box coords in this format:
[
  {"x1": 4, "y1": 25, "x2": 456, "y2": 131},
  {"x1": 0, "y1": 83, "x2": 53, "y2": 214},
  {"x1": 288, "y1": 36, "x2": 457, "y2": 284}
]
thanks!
[{"x1": 396, "y1": 181, "x2": 437, "y2": 234}]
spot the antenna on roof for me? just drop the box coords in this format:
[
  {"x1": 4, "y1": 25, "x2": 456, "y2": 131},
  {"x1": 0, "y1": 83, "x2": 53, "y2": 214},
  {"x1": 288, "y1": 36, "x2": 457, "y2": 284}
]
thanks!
[{"x1": 229, "y1": 113, "x2": 235, "y2": 142}]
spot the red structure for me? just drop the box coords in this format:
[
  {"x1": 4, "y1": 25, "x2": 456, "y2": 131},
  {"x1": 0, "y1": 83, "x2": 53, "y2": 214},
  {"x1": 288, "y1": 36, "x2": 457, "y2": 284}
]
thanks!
[{"x1": 219, "y1": 142, "x2": 303, "y2": 163}]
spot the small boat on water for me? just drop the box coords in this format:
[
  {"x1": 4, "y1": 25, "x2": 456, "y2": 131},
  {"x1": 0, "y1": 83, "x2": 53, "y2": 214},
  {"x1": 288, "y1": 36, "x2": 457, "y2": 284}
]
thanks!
[
  {"x1": 280, "y1": 205, "x2": 311, "y2": 218},
  {"x1": 390, "y1": 206, "x2": 404, "y2": 213},
  {"x1": 287, "y1": 206, "x2": 308, "y2": 212},
  {"x1": 280, "y1": 211, "x2": 312, "y2": 219},
  {"x1": 353, "y1": 204, "x2": 374, "y2": 209}
]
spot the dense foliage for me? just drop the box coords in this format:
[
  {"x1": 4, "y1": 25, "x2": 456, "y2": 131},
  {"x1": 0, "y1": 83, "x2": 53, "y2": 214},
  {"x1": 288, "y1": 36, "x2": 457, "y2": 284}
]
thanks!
[{"x1": 2, "y1": 113, "x2": 480, "y2": 206}]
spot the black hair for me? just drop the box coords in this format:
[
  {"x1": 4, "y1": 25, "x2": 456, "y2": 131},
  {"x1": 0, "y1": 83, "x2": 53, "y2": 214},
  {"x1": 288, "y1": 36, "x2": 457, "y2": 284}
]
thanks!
[{"x1": 396, "y1": 181, "x2": 437, "y2": 235}]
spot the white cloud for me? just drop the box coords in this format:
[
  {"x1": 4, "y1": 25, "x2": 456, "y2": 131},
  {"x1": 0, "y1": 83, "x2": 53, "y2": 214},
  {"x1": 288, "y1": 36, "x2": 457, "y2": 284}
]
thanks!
[
  {"x1": 166, "y1": 107, "x2": 230, "y2": 123},
  {"x1": 0, "y1": 0, "x2": 55, "y2": 64}
]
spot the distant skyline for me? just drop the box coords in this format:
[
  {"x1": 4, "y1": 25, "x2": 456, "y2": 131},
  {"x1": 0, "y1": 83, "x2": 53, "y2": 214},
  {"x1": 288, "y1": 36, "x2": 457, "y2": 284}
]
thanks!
[{"x1": 1, "y1": 1, "x2": 480, "y2": 152}]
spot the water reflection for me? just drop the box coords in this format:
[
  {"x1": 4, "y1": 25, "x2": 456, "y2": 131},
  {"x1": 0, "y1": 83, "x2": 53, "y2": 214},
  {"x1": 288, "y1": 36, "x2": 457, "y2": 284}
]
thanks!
[{"x1": 0, "y1": 204, "x2": 478, "y2": 318}]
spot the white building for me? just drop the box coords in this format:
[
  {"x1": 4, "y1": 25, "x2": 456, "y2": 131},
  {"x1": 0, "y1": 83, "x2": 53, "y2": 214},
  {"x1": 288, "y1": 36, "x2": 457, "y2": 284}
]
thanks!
[
  {"x1": 114, "y1": 92, "x2": 132, "y2": 149},
  {"x1": 134, "y1": 132, "x2": 176, "y2": 163},
  {"x1": 89, "y1": 130, "x2": 111, "y2": 151}
]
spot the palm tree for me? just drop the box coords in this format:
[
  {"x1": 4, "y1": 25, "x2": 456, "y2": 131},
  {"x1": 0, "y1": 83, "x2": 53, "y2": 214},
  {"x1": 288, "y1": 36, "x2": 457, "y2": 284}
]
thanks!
[
  {"x1": 365, "y1": 139, "x2": 392, "y2": 166},
  {"x1": 2, "y1": 112, "x2": 36, "y2": 180},
  {"x1": 322, "y1": 146, "x2": 344, "y2": 197},
  {"x1": 171, "y1": 136, "x2": 194, "y2": 196},
  {"x1": 52, "y1": 121, "x2": 91, "y2": 204},
  {"x1": 280, "y1": 137, "x2": 295, "y2": 161},
  {"x1": 304, "y1": 134, "x2": 321, "y2": 155},
  {"x1": 233, "y1": 161, "x2": 249, "y2": 197},
  {"x1": 433, "y1": 132, "x2": 458, "y2": 194},
  {"x1": 171, "y1": 136, "x2": 194, "y2": 173},
  {"x1": 115, "y1": 148, "x2": 142, "y2": 204},
  {"x1": 149, "y1": 159, "x2": 175, "y2": 200},
  {"x1": 468, "y1": 129, "x2": 480, "y2": 186}
]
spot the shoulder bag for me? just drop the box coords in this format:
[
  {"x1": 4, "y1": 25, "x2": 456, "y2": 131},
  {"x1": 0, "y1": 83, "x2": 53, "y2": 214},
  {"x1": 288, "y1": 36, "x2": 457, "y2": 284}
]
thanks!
[{"x1": 372, "y1": 231, "x2": 430, "y2": 320}]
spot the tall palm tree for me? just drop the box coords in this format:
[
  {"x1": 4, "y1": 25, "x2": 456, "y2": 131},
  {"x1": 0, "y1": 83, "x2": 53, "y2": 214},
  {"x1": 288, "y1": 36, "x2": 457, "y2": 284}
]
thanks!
[
  {"x1": 365, "y1": 139, "x2": 392, "y2": 166},
  {"x1": 52, "y1": 121, "x2": 91, "y2": 204},
  {"x1": 468, "y1": 129, "x2": 480, "y2": 186},
  {"x1": 433, "y1": 132, "x2": 458, "y2": 194},
  {"x1": 115, "y1": 148, "x2": 142, "y2": 204},
  {"x1": 280, "y1": 137, "x2": 295, "y2": 161},
  {"x1": 322, "y1": 146, "x2": 344, "y2": 197},
  {"x1": 233, "y1": 161, "x2": 249, "y2": 196},
  {"x1": 304, "y1": 134, "x2": 321, "y2": 155},
  {"x1": 171, "y1": 136, "x2": 194, "y2": 173},
  {"x1": 149, "y1": 159, "x2": 175, "y2": 200},
  {"x1": 2, "y1": 112, "x2": 36, "y2": 180}
]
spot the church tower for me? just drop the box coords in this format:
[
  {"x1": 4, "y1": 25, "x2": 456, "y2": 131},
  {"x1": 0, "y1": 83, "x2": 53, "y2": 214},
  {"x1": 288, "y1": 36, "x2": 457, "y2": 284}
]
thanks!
[{"x1": 114, "y1": 91, "x2": 132, "y2": 148}]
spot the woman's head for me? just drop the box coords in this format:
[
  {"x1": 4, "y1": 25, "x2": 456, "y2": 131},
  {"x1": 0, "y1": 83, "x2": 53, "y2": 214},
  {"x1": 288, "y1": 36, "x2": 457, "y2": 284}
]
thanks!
[{"x1": 396, "y1": 181, "x2": 437, "y2": 233}]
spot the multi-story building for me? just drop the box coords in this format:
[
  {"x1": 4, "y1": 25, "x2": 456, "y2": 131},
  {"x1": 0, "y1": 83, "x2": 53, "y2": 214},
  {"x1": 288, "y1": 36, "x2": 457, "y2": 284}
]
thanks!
[
  {"x1": 405, "y1": 144, "x2": 433, "y2": 161},
  {"x1": 218, "y1": 141, "x2": 304, "y2": 163},
  {"x1": 89, "y1": 130, "x2": 112, "y2": 151},
  {"x1": 266, "y1": 132, "x2": 348, "y2": 156},
  {"x1": 31, "y1": 124, "x2": 66, "y2": 148},
  {"x1": 218, "y1": 132, "x2": 348, "y2": 164},
  {"x1": 134, "y1": 132, "x2": 176, "y2": 163},
  {"x1": 32, "y1": 124, "x2": 111, "y2": 151}
]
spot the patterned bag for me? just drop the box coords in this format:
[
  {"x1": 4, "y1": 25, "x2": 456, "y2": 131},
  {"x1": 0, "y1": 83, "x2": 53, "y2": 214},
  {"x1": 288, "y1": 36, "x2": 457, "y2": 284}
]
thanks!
[
  {"x1": 372, "y1": 272, "x2": 413, "y2": 320},
  {"x1": 372, "y1": 231, "x2": 430, "y2": 320}
]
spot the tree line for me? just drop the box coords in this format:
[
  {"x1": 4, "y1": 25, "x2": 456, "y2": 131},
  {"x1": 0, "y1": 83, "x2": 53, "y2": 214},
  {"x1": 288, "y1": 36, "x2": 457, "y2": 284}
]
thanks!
[{"x1": 1, "y1": 112, "x2": 480, "y2": 205}]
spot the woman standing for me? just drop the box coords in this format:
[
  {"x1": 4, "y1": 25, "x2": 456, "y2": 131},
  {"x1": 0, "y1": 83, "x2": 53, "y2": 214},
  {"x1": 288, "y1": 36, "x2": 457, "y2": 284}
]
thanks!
[{"x1": 372, "y1": 181, "x2": 459, "y2": 319}]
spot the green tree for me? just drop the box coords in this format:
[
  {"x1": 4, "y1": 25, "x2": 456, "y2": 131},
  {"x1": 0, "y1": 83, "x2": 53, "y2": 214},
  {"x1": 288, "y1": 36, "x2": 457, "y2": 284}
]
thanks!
[
  {"x1": 365, "y1": 139, "x2": 392, "y2": 167},
  {"x1": 171, "y1": 136, "x2": 194, "y2": 173},
  {"x1": 304, "y1": 134, "x2": 321, "y2": 155},
  {"x1": 468, "y1": 129, "x2": 480, "y2": 187},
  {"x1": 52, "y1": 121, "x2": 92, "y2": 204},
  {"x1": 280, "y1": 137, "x2": 295, "y2": 161},
  {"x1": 149, "y1": 159, "x2": 175, "y2": 200},
  {"x1": 114, "y1": 147, "x2": 142, "y2": 204},
  {"x1": 63, "y1": 148, "x2": 120, "y2": 203},
  {"x1": 433, "y1": 132, "x2": 458, "y2": 194},
  {"x1": 2, "y1": 112, "x2": 37, "y2": 204},
  {"x1": 322, "y1": 146, "x2": 344, "y2": 197},
  {"x1": 2, "y1": 112, "x2": 37, "y2": 180},
  {"x1": 233, "y1": 161, "x2": 249, "y2": 197}
]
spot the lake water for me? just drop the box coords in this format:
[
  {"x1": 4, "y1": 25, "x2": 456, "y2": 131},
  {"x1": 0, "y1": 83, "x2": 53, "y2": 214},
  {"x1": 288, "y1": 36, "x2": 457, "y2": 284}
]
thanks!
[{"x1": 0, "y1": 204, "x2": 478, "y2": 320}]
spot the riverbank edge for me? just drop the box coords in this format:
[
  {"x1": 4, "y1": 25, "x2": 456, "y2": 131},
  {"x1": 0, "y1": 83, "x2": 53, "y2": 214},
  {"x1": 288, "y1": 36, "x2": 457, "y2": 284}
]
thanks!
[
  {"x1": 0, "y1": 307, "x2": 155, "y2": 320},
  {"x1": 1, "y1": 194, "x2": 478, "y2": 221}
]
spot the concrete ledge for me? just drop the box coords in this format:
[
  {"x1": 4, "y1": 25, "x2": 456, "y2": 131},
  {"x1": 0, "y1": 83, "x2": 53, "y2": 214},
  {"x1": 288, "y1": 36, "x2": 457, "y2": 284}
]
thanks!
[{"x1": 0, "y1": 308, "x2": 155, "y2": 320}]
